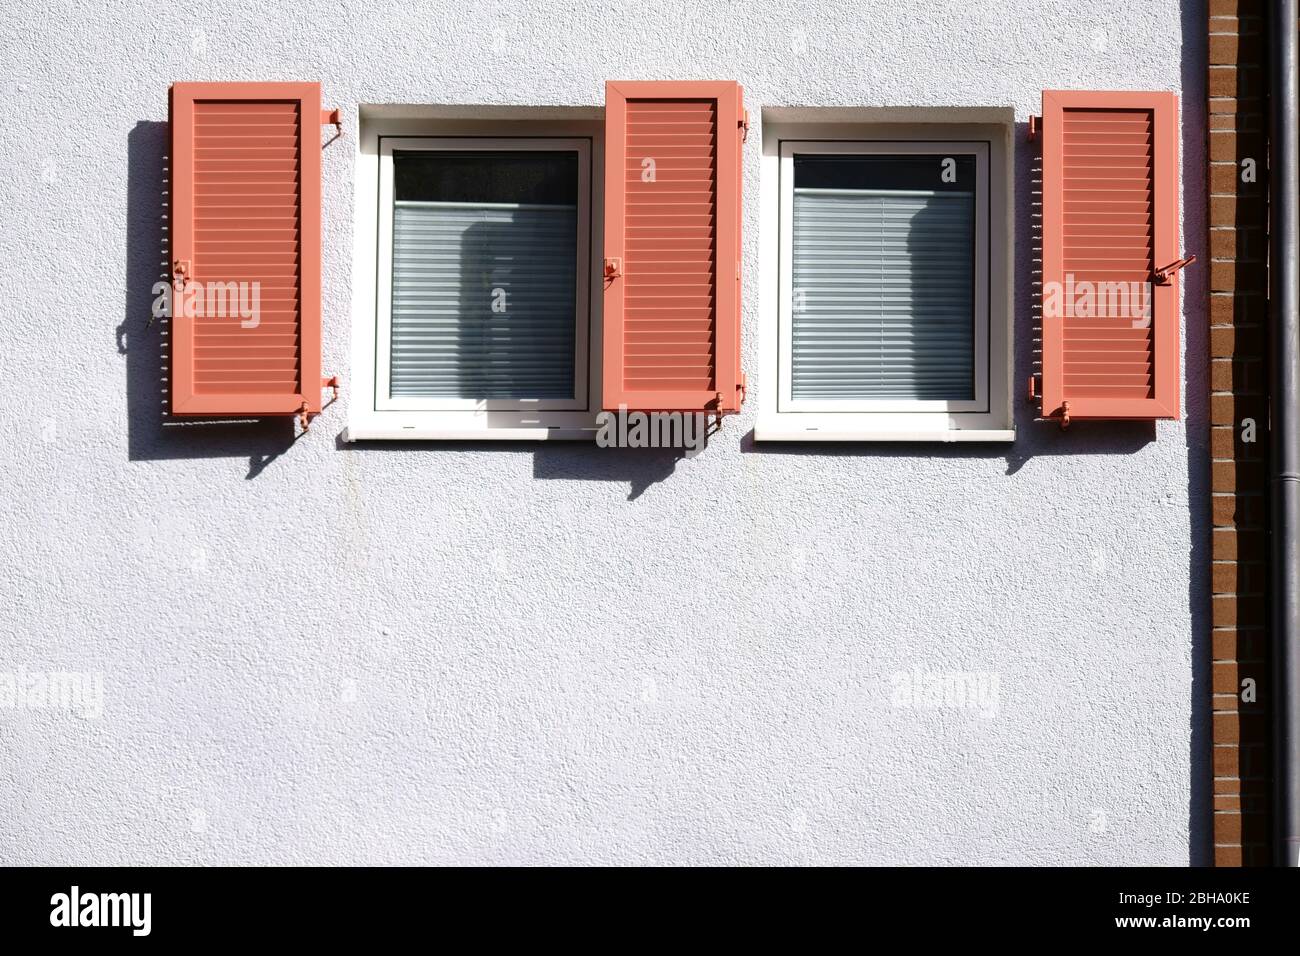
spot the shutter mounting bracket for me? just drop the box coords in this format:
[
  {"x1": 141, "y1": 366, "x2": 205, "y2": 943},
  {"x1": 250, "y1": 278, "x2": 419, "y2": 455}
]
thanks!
[
  {"x1": 321, "y1": 108, "x2": 343, "y2": 146},
  {"x1": 297, "y1": 377, "x2": 341, "y2": 435},
  {"x1": 1153, "y1": 254, "x2": 1196, "y2": 284},
  {"x1": 740, "y1": 109, "x2": 750, "y2": 143},
  {"x1": 705, "y1": 394, "x2": 728, "y2": 437},
  {"x1": 1029, "y1": 375, "x2": 1072, "y2": 429},
  {"x1": 1028, "y1": 115, "x2": 1040, "y2": 140}
]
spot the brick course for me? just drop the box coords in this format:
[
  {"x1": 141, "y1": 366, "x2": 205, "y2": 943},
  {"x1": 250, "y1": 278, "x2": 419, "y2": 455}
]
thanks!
[{"x1": 1207, "y1": 0, "x2": 1271, "y2": 866}]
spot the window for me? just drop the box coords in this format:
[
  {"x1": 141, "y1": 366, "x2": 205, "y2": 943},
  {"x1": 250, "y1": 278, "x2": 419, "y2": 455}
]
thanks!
[
  {"x1": 379, "y1": 143, "x2": 586, "y2": 408},
  {"x1": 758, "y1": 120, "x2": 1012, "y2": 441},
  {"x1": 349, "y1": 120, "x2": 600, "y2": 440}
]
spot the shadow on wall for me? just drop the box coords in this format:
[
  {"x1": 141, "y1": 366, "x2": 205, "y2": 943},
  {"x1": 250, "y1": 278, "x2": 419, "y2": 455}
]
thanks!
[
  {"x1": 1180, "y1": 0, "x2": 1212, "y2": 869},
  {"x1": 532, "y1": 443, "x2": 683, "y2": 500},
  {"x1": 334, "y1": 431, "x2": 688, "y2": 502},
  {"x1": 740, "y1": 419, "x2": 1156, "y2": 475},
  {"x1": 117, "y1": 120, "x2": 298, "y2": 480}
]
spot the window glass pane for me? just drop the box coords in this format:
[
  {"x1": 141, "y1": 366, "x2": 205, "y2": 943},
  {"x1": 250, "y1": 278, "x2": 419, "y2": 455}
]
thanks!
[
  {"x1": 390, "y1": 150, "x2": 579, "y2": 399},
  {"x1": 791, "y1": 154, "x2": 975, "y2": 401}
]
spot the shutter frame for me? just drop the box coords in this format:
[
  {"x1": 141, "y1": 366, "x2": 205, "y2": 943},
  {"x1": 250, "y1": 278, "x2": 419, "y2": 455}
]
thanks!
[
  {"x1": 169, "y1": 81, "x2": 324, "y2": 417},
  {"x1": 602, "y1": 80, "x2": 744, "y2": 413},
  {"x1": 1040, "y1": 89, "x2": 1181, "y2": 421}
]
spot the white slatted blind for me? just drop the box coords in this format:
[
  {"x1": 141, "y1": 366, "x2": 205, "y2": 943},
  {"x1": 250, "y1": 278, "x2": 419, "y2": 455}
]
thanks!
[
  {"x1": 390, "y1": 201, "x2": 577, "y2": 398},
  {"x1": 791, "y1": 188, "x2": 975, "y2": 400}
]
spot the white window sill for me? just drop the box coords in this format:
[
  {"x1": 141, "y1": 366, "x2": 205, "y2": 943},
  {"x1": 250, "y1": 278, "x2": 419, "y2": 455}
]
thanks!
[
  {"x1": 343, "y1": 423, "x2": 596, "y2": 442},
  {"x1": 755, "y1": 416, "x2": 1015, "y2": 443}
]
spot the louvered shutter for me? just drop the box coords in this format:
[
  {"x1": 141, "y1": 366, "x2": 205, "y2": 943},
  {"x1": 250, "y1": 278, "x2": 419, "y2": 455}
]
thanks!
[
  {"x1": 169, "y1": 82, "x2": 326, "y2": 417},
  {"x1": 602, "y1": 81, "x2": 744, "y2": 413},
  {"x1": 1040, "y1": 90, "x2": 1182, "y2": 421}
]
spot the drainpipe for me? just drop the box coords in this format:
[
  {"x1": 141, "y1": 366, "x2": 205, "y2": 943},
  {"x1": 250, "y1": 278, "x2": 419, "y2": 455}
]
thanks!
[{"x1": 1269, "y1": 0, "x2": 1300, "y2": 868}]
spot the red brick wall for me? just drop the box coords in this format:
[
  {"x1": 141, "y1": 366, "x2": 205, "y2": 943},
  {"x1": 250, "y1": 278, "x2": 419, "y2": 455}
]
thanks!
[{"x1": 1208, "y1": 0, "x2": 1271, "y2": 867}]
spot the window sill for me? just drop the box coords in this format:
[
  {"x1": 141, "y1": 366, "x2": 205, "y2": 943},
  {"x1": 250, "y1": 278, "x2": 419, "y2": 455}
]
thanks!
[
  {"x1": 343, "y1": 423, "x2": 596, "y2": 442},
  {"x1": 755, "y1": 416, "x2": 1015, "y2": 443}
]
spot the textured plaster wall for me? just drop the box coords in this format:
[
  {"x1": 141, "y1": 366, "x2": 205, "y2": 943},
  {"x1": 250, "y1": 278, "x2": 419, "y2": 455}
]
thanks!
[{"x1": 0, "y1": 0, "x2": 1208, "y2": 864}]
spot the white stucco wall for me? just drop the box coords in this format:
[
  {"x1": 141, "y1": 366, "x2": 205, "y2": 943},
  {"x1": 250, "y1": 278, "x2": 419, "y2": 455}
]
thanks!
[{"x1": 0, "y1": 0, "x2": 1208, "y2": 864}]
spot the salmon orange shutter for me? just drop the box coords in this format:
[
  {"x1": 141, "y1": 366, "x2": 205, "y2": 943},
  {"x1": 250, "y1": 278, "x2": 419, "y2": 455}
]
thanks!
[
  {"x1": 603, "y1": 81, "x2": 745, "y2": 413},
  {"x1": 1039, "y1": 90, "x2": 1185, "y2": 423},
  {"x1": 169, "y1": 82, "x2": 336, "y2": 422}
]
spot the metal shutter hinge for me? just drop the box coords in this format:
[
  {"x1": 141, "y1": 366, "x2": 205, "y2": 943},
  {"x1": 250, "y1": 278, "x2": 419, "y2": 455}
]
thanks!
[
  {"x1": 172, "y1": 259, "x2": 190, "y2": 290},
  {"x1": 1029, "y1": 377, "x2": 1071, "y2": 429},
  {"x1": 321, "y1": 108, "x2": 342, "y2": 135},
  {"x1": 740, "y1": 109, "x2": 750, "y2": 143},
  {"x1": 713, "y1": 394, "x2": 727, "y2": 427},
  {"x1": 1153, "y1": 255, "x2": 1196, "y2": 284},
  {"x1": 1028, "y1": 115, "x2": 1040, "y2": 140},
  {"x1": 603, "y1": 257, "x2": 622, "y2": 279},
  {"x1": 297, "y1": 377, "x2": 341, "y2": 435}
]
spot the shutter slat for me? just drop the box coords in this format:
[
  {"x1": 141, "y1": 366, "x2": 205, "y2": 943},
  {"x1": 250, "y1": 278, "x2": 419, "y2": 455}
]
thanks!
[{"x1": 1040, "y1": 91, "x2": 1180, "y2": 421}]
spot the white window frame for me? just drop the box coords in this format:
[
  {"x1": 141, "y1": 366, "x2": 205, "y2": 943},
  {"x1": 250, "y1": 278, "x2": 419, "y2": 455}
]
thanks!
[
  {"x1": 757, "y1": 120, "x2": 1014, "y2": 442},
  {"x1": 347, "y1": 116, "x2": 604, "y2": 441}
]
